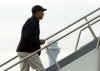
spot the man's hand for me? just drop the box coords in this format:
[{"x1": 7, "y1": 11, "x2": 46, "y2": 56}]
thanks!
[{"x1": 40, "y1": 40, "x2": 46, "y2": 45}]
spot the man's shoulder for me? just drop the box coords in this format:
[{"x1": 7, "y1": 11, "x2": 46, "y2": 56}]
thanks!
[
  {"x1": 24, "y1": 17, "x2": 32, "y2": 25},
  {"x1": 26, "y1": 17, "x2": 32, "y2": 24},
  {"x1": 22, "y1": 17, "x2": 34, "y2": 30}
]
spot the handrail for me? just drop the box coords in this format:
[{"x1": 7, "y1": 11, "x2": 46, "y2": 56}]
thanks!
[
  {"x1": 75, "y1": 19, "x2": 100, "y2": 50},
  {"x1": 45, "y1": 8, "x2": 100, "y2": 40},
  {"x1": 0, "y1": 8, "x2": 100, "y2": 68},
  {"x1": 0, "y1": 56, "x2": 18, "y2": 67},
  {"x1": 4, "y1": 15, "x2": 100, "y2": 71}
]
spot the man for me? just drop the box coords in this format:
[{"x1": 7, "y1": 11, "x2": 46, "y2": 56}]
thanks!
[{"x1": 16, "y1": 5, "x2": 47, "y2": 71}]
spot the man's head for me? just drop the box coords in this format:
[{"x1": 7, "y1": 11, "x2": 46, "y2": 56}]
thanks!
[{"x1": 32, "y1": 5, "x2": 47, "y2": 20}]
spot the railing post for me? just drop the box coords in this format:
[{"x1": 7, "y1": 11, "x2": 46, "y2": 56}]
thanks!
[
  {"x1": 85, "y1": 17, "x2": 97, "y2": 40},
  {"x1": 75, "y1": 31, "x2": 82, "y2": 51},
  {"x1": 96, "y1": 39, "x2": 100, "y2": 48}
]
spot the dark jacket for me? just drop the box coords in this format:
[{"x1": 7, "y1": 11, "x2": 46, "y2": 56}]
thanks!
[{"x1": 16, "y1": 16, "x2": 41, "y2": 55}]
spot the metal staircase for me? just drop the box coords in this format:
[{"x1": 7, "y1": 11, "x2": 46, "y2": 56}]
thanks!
[
  {"x1": 0, "y1": 8, "x2": 100, "y2": 71},
  {"x1": 46, "y1": 39, "x2": 99, "y2": 71}
]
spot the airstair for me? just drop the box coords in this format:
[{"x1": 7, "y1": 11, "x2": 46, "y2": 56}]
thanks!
[{"x1": 0, "y1": 8, "x2": 100, "y2": 71}]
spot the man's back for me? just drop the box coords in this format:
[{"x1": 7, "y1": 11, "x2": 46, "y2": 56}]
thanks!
[{"x1": 16, "y1": 16, "x2": 41, "y2": 54}]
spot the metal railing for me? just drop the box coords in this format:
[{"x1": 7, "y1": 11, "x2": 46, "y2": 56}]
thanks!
[
  {"x1": 0, "y1": 8, "x2": 100, "y2": 69},
  {"x1": 4, "y1": 14, "x2": 100, "y2": 71},
  {"x1": 45, "y1": 8, "x2": 100, "y2": 40},
  {"x1": 0, "y1": 56, "x2": 18, "y2": 68},
  {"x1": 75, "y1": 18, "x2": 100, "y2": 50}
]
